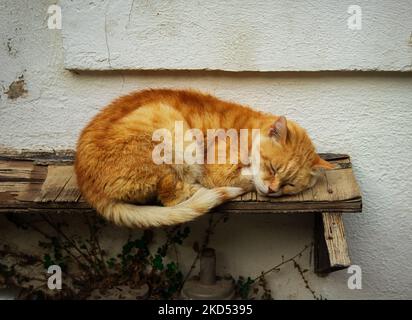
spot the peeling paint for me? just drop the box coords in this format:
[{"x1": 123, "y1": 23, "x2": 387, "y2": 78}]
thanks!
[
  {"x1": 5, "y1": 75, "x2": 27, "y2": 100},
  {"x1": 6, "y1": 37, "x2": 17, "y2": 57}
]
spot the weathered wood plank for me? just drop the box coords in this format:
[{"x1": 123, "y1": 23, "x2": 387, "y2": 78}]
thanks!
[
  {"x1": 0, "y1": 182, "x2": 28, "y2": 203},
  {"x1": 0, "y1": 148, "x2": 345, "y2": 163},
  {"x1": 314, "y1": 212, "x2": 351, "y2": 274},
  {"x1": 325, "y1": 168, "x2": 361, "y2": 202},
  {"x1": 0, "y1": 198, "x2": 362, "y2": 214},
  {"x1": 0, "y1": 160, "x2": 39, "y2": 182},
  {"x1": 218, "y1": 198, "x2": 361, "y2": 213},
  {"x1": 55, "y1": 173, "x2": 81, "y2": 202},
  {"x1": 0, "y1": 151, "x2": 358, "y2": 275},
  {"x1": 0, "y1": 161, "x2": 47, "y2": 204},
  {"x1": 322, "y1": 212, "x2": 351, "y2": 267},
  {"x1": 0, "y1": 152, "x2": 362, "y2": 215},
  {"x1": 35, "y1": 165, "x2": 74, "y2": 202},
  {"x1": 18, "y1": 165, "x2": 48, "y2": 202},
  {"x1": 0, "y1": 148, "x2": 75, "y2": 164}
]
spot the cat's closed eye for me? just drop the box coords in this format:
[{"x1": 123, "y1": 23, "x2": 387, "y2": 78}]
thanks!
[
  {"x1": 269, "y1": 163, "x2": 277, "y2": 175},
  {"x1": 281, "y1": 182, "x2": 295, "y2": 188}
]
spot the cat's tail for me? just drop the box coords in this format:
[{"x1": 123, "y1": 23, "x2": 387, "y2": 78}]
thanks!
[{"x1": 96, "y1": 187, "x2": 244, "y2": 228}]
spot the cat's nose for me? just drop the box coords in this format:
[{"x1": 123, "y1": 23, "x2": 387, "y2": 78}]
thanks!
[{"x1": 268, "y1": 186, "x2": 277, "y2": 193}]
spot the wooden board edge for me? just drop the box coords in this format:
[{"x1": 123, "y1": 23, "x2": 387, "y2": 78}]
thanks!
[
  {"x1": 314, "y1": 212, "x2": 351, "y2": 275},
  {"x1": 0, "y1": 149, "x2": 348, "y2": 164}
]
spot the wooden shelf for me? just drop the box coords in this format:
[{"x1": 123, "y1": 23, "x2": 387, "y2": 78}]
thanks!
[
  {"x1": 0, "y1": 152, "x2": 361, "y2": 215},
  {"x1": 0, "y1": 150, "x2": 362, "y2": 274}
]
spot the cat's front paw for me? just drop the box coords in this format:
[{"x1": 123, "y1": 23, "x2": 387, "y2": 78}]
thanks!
[{"x1": 215, "y1": 186, "x2": 246, "y2": 201}]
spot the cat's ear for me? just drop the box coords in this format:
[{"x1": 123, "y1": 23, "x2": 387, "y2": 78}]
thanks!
[
  {"x1": 269, "y1": 116, "x2": 288, "y2": 145},
  {"x1": 313, "y1": 156, "x2": 335, "y2": 170}
]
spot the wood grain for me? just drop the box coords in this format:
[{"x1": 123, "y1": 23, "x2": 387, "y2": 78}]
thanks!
[
  {"x1": 0, "y1": 151, "x2": 358, "y2": 275},
  {"x1": 322, "y1": 212, "x2": 351, "y2": 267},
  {"x1": 314, "y1": 212, "x2": 351, "y2": 274},
  {"x1": 35, "y1": 165, "x2": 75, "y2": 202},
  {"x1": 0, "y1": 152, "x2": 362, "y2": 215}
]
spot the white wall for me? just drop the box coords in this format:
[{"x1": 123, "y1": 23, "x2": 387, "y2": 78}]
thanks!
[
  {"x1": 0, "y1": 0, "x2": 411, "y2": 299},
  {"x1": 62, "y1": 0, "x2": 412, "y2": 71}
]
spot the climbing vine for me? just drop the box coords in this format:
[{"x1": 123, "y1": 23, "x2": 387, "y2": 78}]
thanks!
[
  {"x1": 235, "y1": 244, "x2": 325, "y2": 300},
  {"x1": 0, "y1": 213, "x2": 324, "y2": 300},
  {"x1": 1, "y1": 213, "x2": 189, "y2": 299}
]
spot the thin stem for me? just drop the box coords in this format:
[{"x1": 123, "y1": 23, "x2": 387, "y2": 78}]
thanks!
[
  {"x1": 40, "y1": 214, "x2": 97, "y2": 271},
  {"x1": 85, "y1": 214, "x2": 107, "y2": 274},
  {"x1": 293, "y1": 258, "x2": 320, "y2": 300},
  {"x1": 23, "y1": 217, "x2": 89, "y2": 270},
  {"x1": 251, "y1": 244, "x2": 311, "y2": 283}
]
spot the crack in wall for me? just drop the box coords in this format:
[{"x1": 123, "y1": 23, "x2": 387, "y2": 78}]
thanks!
[{"x1": 104, "y1": 5, "x2": 112, "y2": 68}]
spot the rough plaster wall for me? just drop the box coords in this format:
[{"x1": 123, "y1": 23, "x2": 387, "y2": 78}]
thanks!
[
  {"x1": 0, "y1": 0, "x2": 411, "y2": 299},
  {"x1": 61, "y1": 0, "x2": 412, "y2": 71}
]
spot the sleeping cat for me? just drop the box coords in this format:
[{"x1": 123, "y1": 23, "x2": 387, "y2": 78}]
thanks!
[{"x1": 75, "y1": 89, "x2": 333, "y2": 228}]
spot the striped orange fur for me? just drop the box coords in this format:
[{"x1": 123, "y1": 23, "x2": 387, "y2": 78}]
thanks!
[{"x1": 75, "y1": 89, "x2": 333, "y2": 228}]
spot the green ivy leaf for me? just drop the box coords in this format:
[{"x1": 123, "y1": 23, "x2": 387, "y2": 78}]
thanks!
[
  {"x1": 166, "y1": 262, "x2": 177, "y2": 273},
  {"x1": 43, "y1": 254, "x2": 55, "y2": 269},
  {"x1": 106, "y1": 257, "x2": 116, "y2": 269},
  {"x1": 152, "y1": 254, "x2": 164, "y2": 271}
]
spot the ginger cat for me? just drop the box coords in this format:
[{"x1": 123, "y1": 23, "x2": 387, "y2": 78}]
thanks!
[{"x1": 75, "y1": 89, "x2": 333, "y2": 228}]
